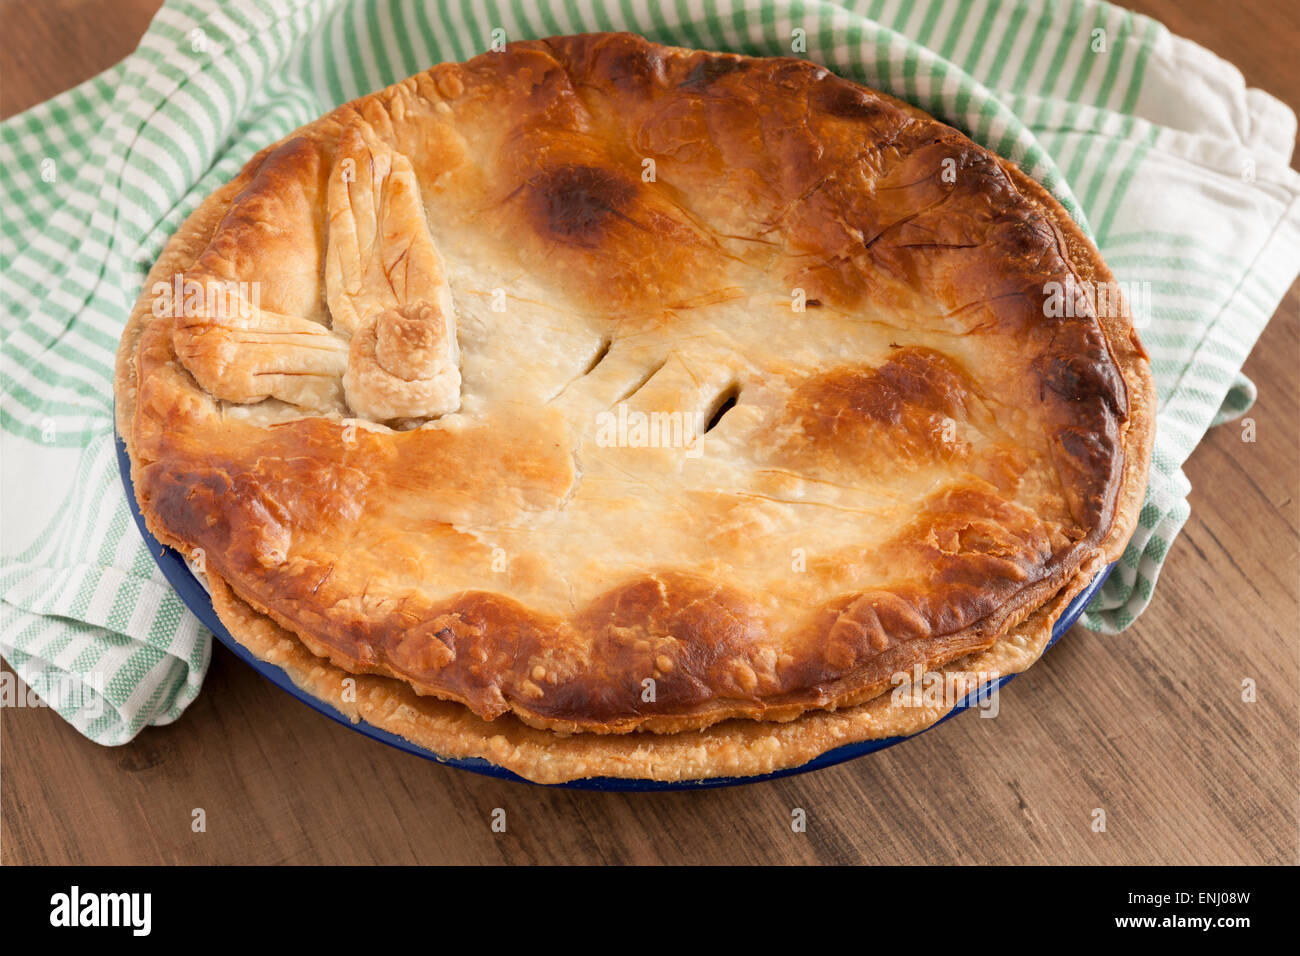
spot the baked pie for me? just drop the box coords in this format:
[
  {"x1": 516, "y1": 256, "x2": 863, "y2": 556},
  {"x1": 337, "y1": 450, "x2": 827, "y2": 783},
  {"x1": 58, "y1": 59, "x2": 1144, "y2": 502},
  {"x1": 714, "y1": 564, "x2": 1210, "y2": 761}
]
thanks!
[{"x1": 116, "y1": 32, "x2": 1154, "y2": 783}]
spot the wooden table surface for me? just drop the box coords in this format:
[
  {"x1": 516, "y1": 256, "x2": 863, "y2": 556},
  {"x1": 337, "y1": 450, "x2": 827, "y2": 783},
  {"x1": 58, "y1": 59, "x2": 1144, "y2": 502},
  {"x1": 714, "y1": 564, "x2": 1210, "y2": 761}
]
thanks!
[{"x1": 2, "y1": 0, "x2": 1296, "y2": 866}]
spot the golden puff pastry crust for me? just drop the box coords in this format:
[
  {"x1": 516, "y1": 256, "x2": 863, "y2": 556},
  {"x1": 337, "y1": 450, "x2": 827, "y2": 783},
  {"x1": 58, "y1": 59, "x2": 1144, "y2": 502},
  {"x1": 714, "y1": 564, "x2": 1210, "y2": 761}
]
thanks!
[{"x1": 116, "y1": 34, "x2": 1155, "y2": 765}]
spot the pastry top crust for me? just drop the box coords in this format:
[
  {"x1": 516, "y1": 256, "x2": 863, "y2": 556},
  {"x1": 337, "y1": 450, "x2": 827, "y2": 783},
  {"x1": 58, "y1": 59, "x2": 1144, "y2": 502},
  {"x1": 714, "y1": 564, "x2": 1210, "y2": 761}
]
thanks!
[{"x1": 116, "y1": 33, "x2": 1155, "y2": 736}]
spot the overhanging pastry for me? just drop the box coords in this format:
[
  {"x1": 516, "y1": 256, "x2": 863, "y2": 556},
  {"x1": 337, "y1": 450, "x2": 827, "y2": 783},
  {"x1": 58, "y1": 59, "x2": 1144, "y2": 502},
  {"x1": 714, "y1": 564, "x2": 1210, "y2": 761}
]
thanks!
[{"x1": 116, "y1": 33, "x2": 1155, "y2": 780}]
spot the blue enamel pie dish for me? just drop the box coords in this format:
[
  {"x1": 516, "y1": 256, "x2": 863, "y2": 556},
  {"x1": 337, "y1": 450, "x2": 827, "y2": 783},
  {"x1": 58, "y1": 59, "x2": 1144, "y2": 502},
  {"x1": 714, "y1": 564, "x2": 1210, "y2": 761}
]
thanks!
[{"x1": 115, "y1": 426, "x2": 1110, "y2": 791}]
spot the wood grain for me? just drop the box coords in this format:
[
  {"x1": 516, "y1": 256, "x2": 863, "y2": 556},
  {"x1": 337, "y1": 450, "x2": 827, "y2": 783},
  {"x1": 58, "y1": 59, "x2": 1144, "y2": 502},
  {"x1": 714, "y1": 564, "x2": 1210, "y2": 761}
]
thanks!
[{"x1": 2, "y1": 0, "x2": 1296, "y2": 865}]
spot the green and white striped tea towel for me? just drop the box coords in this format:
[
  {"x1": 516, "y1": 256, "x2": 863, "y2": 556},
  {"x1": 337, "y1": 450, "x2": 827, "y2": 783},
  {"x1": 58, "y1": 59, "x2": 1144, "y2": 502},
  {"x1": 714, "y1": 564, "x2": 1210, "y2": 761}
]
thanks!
[{"x1": 3, "y1": 0, "x2": 1298, "y2": 745}]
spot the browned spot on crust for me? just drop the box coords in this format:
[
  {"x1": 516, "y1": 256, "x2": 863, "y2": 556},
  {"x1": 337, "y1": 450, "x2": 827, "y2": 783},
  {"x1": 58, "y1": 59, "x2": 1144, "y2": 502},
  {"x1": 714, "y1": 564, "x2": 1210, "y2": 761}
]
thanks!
[
  {"x1": 522, "y1": 163, "x2": 641, "y2": 248},
  {"x1": 772, "y1": 347, "x2": 974, "y2": 477},
  {"x1": 677, "y1": 56, "x2": 749, "y2": 91},
  {"x1": 569, "y1": 573, "x2": 768, "y2": 714},
  {"x1": 826, "y1": 346, "x2": 970, "y2": 425}
]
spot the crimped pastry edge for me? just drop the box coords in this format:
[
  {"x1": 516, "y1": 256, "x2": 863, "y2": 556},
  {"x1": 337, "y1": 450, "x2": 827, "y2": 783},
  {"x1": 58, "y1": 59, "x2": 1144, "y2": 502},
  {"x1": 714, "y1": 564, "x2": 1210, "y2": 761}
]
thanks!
[{"x1": 206, "y1": 550, "x2": 1107, "y2": 784}]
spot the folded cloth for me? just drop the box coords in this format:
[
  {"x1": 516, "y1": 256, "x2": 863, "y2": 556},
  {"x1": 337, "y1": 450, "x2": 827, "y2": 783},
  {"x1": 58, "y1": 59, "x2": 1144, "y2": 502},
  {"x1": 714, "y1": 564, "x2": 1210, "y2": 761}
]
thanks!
[{"x1": 3, "y1": 0, "x2": 1297, "y2": 744}]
